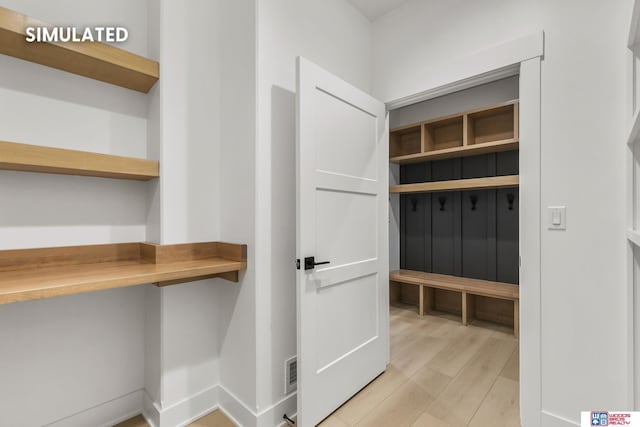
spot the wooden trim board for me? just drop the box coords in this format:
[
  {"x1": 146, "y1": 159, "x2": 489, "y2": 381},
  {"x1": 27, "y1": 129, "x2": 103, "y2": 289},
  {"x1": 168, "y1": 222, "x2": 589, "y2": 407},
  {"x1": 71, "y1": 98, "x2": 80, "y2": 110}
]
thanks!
[
  {"x1": 0, "y1": 242, "x2": 247, "y2": 304},
  {"x1": 0, "y1": 140, "x2": 159, "y2": 180},
  {"x1": 0, "y1": 7, "x2": 159, "y2": 93},
  {"x1": 389, "y1": 175, "x2": 519, "y2": 194}
]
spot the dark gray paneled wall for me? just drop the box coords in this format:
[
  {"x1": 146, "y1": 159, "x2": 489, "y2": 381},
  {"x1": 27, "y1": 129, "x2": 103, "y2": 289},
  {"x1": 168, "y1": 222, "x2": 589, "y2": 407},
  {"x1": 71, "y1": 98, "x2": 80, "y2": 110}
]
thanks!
[{"x1": 400, "y1": 152, "x2": 519, "y2": 284}]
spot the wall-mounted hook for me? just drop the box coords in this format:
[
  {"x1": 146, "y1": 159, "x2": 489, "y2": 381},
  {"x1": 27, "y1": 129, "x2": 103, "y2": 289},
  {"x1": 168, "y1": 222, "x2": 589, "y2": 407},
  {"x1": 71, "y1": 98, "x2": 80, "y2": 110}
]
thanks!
[
  {"x1": 470, "y1": 195, "x2": 478, "y2": 211},
  {"x1": 438, "y1": 196, "x2": 446, "y2": 211},
  {"x1": 507, "y1": 193, "x2": 515, "y2": 210},
  {"x1": 410, "y1": 198, "x2": 418, "y2": 212}
]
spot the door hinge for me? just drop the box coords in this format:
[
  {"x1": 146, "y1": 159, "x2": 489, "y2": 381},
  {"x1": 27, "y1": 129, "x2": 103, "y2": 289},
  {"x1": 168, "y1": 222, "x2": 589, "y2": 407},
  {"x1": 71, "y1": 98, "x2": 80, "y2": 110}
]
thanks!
[{"x1": 296, "y1": 259, "x2": 300, "y2": 270}]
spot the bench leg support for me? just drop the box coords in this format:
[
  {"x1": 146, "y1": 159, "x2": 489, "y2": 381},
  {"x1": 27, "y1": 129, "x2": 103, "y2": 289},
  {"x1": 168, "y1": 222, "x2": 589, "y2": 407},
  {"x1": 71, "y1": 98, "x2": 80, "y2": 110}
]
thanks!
[{"x1": 462, "y1": 292, "x2": 476, "y2": 326}]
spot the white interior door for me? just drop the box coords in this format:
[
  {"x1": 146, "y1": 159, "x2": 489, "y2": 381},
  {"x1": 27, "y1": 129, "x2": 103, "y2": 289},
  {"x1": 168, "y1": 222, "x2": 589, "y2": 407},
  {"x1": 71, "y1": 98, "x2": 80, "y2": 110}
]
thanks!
[{"x1": 296, "y1": 57, "x2": 389, "y2": 427}]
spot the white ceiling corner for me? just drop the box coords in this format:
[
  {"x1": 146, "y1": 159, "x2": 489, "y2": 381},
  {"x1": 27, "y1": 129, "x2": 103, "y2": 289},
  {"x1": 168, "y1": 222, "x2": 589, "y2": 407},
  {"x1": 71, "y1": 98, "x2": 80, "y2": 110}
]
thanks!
[{"x1": 346, "y1": 0, "x2": 411, "y2": 21}]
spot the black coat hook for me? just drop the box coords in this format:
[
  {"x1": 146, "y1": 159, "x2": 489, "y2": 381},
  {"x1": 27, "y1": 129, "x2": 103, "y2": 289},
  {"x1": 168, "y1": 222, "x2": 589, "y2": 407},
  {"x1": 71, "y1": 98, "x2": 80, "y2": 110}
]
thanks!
[
  {"x1": 507, "y1": 193, "x2": 515, "y2": 210},
  {"x1": 470, "y1": 195, "x2": 478, "y2": 211},
  {"x1": 410, "y1": 198, "x2": 418, "y2": 212},
  {"x1": 438, "y1": 196, "x2": 446, "y2": 211}
]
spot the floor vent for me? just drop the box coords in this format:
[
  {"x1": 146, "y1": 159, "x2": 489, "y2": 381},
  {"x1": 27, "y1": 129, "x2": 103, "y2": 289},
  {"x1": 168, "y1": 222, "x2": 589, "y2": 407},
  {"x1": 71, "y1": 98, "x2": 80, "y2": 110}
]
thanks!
[{"x1": 285, "y1": 356, "x2": 297, "y2": 394}]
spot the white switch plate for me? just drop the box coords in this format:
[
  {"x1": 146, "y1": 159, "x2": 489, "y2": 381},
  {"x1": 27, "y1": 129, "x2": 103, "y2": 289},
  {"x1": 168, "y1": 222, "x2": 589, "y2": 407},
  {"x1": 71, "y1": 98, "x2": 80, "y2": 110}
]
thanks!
[{"x1": 548, "y1": 206, "x2": 566, "y2": 230}]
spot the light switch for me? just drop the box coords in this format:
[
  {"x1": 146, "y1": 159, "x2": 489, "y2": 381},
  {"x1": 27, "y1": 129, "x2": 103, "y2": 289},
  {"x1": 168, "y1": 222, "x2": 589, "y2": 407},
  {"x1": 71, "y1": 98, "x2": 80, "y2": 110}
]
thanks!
[{"x1": 548, "y1": 206, "x2": 566, "y2": 230}]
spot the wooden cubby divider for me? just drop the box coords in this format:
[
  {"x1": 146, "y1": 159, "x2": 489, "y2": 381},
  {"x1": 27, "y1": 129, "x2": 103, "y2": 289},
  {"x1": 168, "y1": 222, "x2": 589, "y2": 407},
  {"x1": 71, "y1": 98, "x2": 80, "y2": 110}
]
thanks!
[{"x1": 390, "y1": 100, "x2": 519, "y2": 163}]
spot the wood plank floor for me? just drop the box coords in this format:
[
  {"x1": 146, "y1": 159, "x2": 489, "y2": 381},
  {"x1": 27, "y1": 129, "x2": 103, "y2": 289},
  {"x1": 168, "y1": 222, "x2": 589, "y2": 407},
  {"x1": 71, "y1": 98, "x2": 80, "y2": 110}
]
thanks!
[
  {"x1": 116, "y1": 304, "x2": 519, "y2": 427},
  {"x1": 114, "y1": 410, "x2": 235, "y2": 427},
  {"x1": 320, "y1": 305, "x2": 520, "y2": 427}
]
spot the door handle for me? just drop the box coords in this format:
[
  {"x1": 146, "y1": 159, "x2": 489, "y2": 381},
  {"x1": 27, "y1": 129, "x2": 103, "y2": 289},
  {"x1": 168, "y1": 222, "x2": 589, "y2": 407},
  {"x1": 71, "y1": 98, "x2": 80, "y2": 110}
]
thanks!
[{"x1": 304, "y1": 256, "x2": 330, "y2": 270}]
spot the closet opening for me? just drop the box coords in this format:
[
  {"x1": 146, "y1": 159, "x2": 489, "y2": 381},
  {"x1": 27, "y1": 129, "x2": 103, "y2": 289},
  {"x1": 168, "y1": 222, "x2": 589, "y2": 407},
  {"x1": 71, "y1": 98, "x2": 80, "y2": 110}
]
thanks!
[{"x1": 387, "y1": 75, "x2": 521, "y2": 425}]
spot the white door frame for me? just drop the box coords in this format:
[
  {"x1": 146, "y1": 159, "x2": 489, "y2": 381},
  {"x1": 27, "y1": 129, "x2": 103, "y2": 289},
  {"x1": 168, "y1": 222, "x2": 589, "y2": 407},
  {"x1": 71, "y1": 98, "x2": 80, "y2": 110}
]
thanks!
[{"x1": 384, "y1": 32, "x2": 544, "y2": 427}]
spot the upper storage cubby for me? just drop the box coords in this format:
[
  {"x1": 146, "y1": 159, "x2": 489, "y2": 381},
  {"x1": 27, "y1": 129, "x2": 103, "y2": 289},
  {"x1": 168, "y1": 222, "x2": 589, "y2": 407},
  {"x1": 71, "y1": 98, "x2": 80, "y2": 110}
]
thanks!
[
  {"x1": 390, "y1": 101, "x2": 519, "y2": 163},
  {"x1": 389, "y1": 124, "x2": 421, "y2": 158},
  {"x1": 466, "y1": 103, "x2": 517, "y2": 145},
  {"x1": 424, "y1": 114, "x2": 464, "y2": 152},
  {"x1": 0, "y1": 7, "x2": 159, "y2": 93}
]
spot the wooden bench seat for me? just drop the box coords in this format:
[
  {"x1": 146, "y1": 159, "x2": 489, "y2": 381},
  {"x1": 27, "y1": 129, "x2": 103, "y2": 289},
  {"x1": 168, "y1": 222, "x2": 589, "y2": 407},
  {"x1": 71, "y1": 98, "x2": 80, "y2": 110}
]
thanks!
[{"x1": 390, "y1": 269, "x2": 520, "y2": 337}]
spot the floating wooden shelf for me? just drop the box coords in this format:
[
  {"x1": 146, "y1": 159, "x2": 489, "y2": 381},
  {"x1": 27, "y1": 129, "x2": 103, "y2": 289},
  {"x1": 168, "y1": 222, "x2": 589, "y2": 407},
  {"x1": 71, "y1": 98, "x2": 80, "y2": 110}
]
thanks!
[
  {"x1": 389, "y1": 175, "x2": 519, "y2": 194},
  {"x1": 0, "y1": 140, "x2": 159, "y2": 180},
  {"x1": 0, "y1": 7, "x2": 159, "y2": 93},
  {"x1": 390, "y1": 101, "x2": 518, "y2": 163},
  {"x1": 0, "y1": 242, "x2": 247, "y2": 304}
]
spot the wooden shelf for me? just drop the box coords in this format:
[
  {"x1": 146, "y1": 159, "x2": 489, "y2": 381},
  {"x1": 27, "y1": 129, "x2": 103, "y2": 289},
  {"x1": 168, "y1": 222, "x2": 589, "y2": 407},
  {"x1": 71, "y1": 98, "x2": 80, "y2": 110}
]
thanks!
[
  {"x1": 0, "y1": 242, "x2": 247, "y2": 304},
  {"x1": 0, "y1": 7, "x2": 159, "y2": 93},
  {"x1": 389, "y1": 101, "x2": 518, "y2": 163},
  {"x1": 389, "y1": 175, "x2": 519, "y2": 194},
  {"x1": 390, "y1": 139, "x2": 519, "y2": 163},
  {"x1": 0, "y1": 140, "x2": 159, "y2": 180}
]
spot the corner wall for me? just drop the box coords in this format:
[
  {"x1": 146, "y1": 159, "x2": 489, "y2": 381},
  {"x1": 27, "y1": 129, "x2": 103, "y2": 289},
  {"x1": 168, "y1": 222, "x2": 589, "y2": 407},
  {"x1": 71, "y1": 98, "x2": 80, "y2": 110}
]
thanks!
[{"x1": 373, "y1": 0, "x2": 630, "y2": 424}]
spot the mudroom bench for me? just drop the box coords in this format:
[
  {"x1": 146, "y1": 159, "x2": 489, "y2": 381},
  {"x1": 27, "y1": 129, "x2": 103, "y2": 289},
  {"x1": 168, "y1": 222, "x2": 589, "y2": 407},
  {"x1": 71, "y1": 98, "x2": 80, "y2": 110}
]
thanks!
[{"x1": 389, "y1": 269, "x2": 519, "y2": 337}]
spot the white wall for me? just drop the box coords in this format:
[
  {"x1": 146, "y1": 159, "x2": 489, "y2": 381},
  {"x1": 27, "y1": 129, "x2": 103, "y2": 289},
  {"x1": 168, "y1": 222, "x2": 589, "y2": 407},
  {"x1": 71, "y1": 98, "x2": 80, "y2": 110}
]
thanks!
[
  {"x1": 143, "y1": 1, "x2": 237, "y2": 425},
  {"x1": 0, "y1": 1, "x2": 150, "y2": 426},
  {"x1": 255, "y1": 0, "x2": 372, "y2": 422},
  {"x1": 374, "y1": 0, "x2": 630, "y2": 425},
  {"x1": 217, "y1": 0, "x2": 258, "y2": 423}
]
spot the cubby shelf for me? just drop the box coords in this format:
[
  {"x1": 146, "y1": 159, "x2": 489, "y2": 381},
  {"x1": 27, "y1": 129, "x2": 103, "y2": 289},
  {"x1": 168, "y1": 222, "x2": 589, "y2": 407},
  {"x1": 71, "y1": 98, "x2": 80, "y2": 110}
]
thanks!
[
  {"x1": 0, "y1": 242, "x2": 247, "y2": 305},
  {"x1": 0, "y1": 7, "x2": 159, "y2": 93},
  {"x1": 0, "y1": 140, "x2": 159, "y2": 180},
  {"x1": 390, "y1": 101, "x2": 519, "y2": 163},
  {"x1": 389, "y1": 175, "x2": 519, "y2": 194},
  {"x1": 390, "y1": 139, "x2": 519, "y2": 163}
]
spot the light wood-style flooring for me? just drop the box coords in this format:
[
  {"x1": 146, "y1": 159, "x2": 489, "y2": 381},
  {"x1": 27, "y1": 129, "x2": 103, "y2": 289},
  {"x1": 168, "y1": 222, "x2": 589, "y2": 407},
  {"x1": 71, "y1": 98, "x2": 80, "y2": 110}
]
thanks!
[
  {"x1": 116, "y1": 305, "x2": 519, "y2": 427},
  {"x1": 114, "y1": 410, "x2": 235, "y2": 427},
  {"x1": 318, "y1": 305, "x2": 520, "y2": 427}
]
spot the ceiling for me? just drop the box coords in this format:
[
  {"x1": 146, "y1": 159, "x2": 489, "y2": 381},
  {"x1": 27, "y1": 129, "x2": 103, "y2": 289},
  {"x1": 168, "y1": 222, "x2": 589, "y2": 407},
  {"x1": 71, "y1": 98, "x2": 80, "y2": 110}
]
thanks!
[{"x1": 347, "y1": 0, "x2": 411, "y2": 21}]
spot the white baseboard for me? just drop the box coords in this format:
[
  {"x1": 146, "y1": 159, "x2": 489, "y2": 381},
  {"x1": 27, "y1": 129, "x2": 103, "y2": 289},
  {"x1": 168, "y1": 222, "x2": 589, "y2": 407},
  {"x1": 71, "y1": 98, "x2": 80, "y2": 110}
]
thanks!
[
  {"x1": 143, "y1": 385, "x2": 219, "y2": 427},
  {"x1": 541, "y1": 410, "x2": 581, "y2": 427},
  {"x1": 142, "y1": 391, "x2": 160, "y2": 427},
  {"x1": 218, "y1": 385, "x2": 258, "y2": 427},
  {"x1": 256, "y1": 393, "x2": 296, "y2": 427},
  {"x1": 45, "y1": 389, "x2": 144, "y2": 427},
  {"x1": 45, "y1": 384, "x2": 295, "y2": 427}
]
